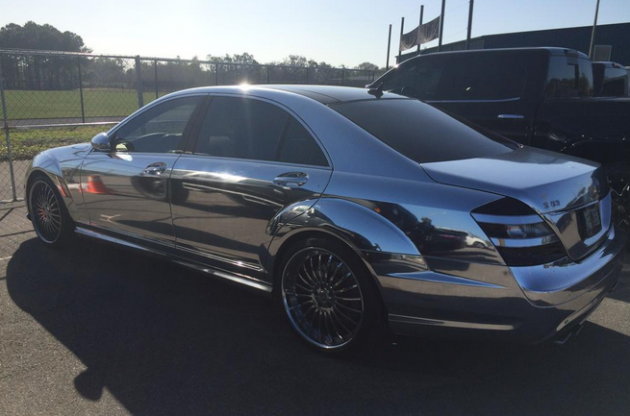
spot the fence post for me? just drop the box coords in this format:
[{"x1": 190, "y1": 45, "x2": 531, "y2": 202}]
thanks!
[
  {"x1": 154, "y1": 59, "x2": 159, "y2": 100},
  {"x1": 77, "y1": 57, "x2": 86, "y2": 123},
  {"x1": 341, "y1": 68, "x2": 346, "y2": 86},
  {"x1": 305, "y1": 67, "x2": 310, "y2": 84},
  {"x1": 135, "y1": 56, "x2": 144, "y2": 108},
  {"x1": 0, "y1": 61, "x2": 18, "y2": 202},
  {"x1": 215, "y1": 63, "x2": 220, "y2": 85}
]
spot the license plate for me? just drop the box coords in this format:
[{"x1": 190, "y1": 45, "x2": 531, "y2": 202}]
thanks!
[{"x1": 578, "y1": 204, "x2": 602, "y2": 239}]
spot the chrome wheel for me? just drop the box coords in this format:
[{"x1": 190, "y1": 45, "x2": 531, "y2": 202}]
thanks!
[
  {"x1": 30, "y1": 180, "x2": 62, "y2": 243},
  {"x1": 282, "y1": 248, "x2": 365, "y2": 350}
]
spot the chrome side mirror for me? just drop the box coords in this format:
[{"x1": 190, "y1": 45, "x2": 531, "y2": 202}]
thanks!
[{"x1": 91, "y1": 132, "x2": 111, "y2": 151}]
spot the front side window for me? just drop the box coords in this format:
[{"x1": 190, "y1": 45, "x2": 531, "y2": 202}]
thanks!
[
  {"x1": 195, "y1": 96, "x2": 328, "y2": 166},
  {"x1": 113, "y1": 96, "x2": 202, "y2": 153},
  {"x1": 332, "y1": 99, "x2": 515, "y2": 164}
]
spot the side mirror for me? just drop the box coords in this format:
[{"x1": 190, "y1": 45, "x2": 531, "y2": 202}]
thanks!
[{"x1": 91, "y1": 132, "x2": 111, "y2": 152}]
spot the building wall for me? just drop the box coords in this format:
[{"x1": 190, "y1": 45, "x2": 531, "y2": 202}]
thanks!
[{"x1": 398, "y1": 22, "x2": 630, "y2": 65}]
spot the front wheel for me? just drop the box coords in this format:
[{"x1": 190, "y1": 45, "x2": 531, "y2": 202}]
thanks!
[
  {"x1": 28, "y1": 176, "x2": 74, "y2": 247},
  {"x1": 280, "y1": 238, "x2": 379, "y2": 354}
]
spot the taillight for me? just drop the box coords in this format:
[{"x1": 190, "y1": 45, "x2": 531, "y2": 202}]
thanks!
[{"x1": 472, "y1": 198, "x2": 566, "y2": 266}]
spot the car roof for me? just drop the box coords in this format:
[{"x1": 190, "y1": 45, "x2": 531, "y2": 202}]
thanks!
[{"x1": 169, "y1": 85, "x2": 401, "y2": 105}]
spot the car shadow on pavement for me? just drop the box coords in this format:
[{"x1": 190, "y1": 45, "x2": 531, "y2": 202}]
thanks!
[{"x1": 6, "y1": 237, "x2": 630, "y2": 416}]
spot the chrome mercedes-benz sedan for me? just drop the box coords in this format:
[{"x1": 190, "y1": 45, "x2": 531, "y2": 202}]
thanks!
[{"x1": 25, "y1": 85, "x2": 626, "y2": 353}]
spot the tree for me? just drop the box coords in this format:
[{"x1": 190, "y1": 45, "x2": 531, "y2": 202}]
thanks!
[
  {"x1": 0, "y1": 21, "x2": 90, "y2": 52},
  {"x1": 354, "y1": 62, "x2": 379, "y2": 71},
  {"x1": 0, "y1": 22, "x2": 91, "y2": 89}
]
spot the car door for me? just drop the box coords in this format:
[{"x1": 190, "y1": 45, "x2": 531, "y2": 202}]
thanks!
[
  {"x1": 170, "y1": 95, "x2": 332, "y2": 280},
  {"x1": 80, "y1": 95, "x2": 205, "y2": 246}
]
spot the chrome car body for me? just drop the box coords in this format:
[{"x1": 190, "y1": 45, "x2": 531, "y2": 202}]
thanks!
[{"x1": 25, "y1": 85, "x2": 626, "y2": 345}]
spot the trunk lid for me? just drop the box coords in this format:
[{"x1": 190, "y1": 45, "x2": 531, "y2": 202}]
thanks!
[{"x1": 421, "y1": 147, "x2": 611, "y2": 261}]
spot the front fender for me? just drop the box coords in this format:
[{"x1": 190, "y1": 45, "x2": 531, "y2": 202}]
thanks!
[{"x1": 26, "y1": 144, "x2": 91, "y2": 220}]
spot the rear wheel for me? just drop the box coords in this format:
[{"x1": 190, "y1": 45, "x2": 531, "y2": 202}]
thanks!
[
  {"x1": 28, "y1": 176, "x2": 74, "y2": 247},
  {"x1": 280, "y1": 238, "x2": 379, "y2": 354}
]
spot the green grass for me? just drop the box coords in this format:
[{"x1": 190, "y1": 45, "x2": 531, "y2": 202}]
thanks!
[
  {"x1": 4, "y1": 88, "x2": 164, "y2": 120},
  {"x1": 2, "y1": 125, "x2": 106, "y2": 161}
]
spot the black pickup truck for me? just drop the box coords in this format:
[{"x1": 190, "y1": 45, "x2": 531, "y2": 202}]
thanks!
[{"x1": 371, "y1": 47, "x2": 630, "y2": 227}]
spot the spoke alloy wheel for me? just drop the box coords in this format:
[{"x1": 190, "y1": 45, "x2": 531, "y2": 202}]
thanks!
[
  {"x1": 282, "y1": 248, "x2": 365, "y2": 350},
  {"x1": 31, "y1": 181, "x2": 62, "y2": 243}
]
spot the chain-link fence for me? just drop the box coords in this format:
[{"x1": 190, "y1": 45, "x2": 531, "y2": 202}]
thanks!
[{"x1": 0, "y1": 49, "x2": 383, "y2": 204}]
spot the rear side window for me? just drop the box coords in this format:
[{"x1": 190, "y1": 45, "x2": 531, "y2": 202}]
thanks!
[
  {"x1": 195, "y1": 97, "x2": 287, "y2": 161},
  {"x1": 545, "y1": 57, "x2": 594, "y2": 98},
  {"x1": 195, "y1": 96, "x2": 328, "y2": 166},
  {"x1": 331, "y1": 99, "x2": 514, "y2": 164}
]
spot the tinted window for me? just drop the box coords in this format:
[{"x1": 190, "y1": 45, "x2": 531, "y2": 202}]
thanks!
[
  {"x1": 113, "y1": 96, "x2": 202, "y2": 153},
  {"x1": 383, "y1": 53, "x2": 527, "y2": 101},
  {"x1": 546, "y1": 57, "x2": 594, "y2": 98},
  {"x1": 602, "y1": 67, "x2": 628, "y2": 96},
  {"x1": 278, "y1": 120, "x2": 328, "y2": 166},
  {"x1": 195, "y1": 97, "x2": 287, "y2": 161},
  {"x1": 331, "y1": 99, "x2": 514, "y2": 164},
  {"x1": 382, "y1": 56, "x2": 444, "y2": 100}
]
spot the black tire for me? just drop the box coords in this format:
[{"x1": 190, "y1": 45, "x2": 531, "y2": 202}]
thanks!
[
  {"x1": 28, "y1": 175, "x2": 75, "y2": 248},
  {"x1": 279, "y1": 237, "x2": 380, "y2": 354}
]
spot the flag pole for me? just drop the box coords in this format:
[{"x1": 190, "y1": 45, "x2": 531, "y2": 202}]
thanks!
[
  {"x1": 588, "y1": 0, "x2": 601, "y2": 58},
  {"x1": 398, "y1": 17, "x2": 405, "y2": 62},
  {"x1": 386, "y1": 24, "x2": 392, "y2": 70},
  {"x1": 417, "y1": 5, "x2": 424, "y2": 54},
  {"x1": 438, "y1": 0, "x2": 446, "y2": 52},
  {"x1": 466, "y1": 0, "x2": 474, "y2": 50}
]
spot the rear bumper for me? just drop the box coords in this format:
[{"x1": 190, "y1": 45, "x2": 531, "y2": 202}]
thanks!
[{"x1": 373, "y1": 226, "x2": 626, "y2": 344}]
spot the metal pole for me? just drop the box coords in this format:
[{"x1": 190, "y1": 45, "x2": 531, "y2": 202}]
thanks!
[
  {"x1": 306, "y1": 67, "x2": 310, "y2": 84},
  {"x1": 154, "y1": 59, "x2": 159, "y2": 99},
  {"x1": 398, "y1": 17, "x2": 405, "y2": 62},
  {"x1": 386, "y1": 24, "x2": 392, "y2": 70},
  {"x1": 134, "y1": 56, "x2": 144, "y2": 108},
  {"x1": 341, "y1": 68, "x2": 346, "y2": 85},
  {"x1": 0, "y1": 61, "x2": 17, "y2": 202},
  {"x1": 417, "y1": 6, "x2": 424, "y2": 54},
  {"x1": 589, "y1": 0, "x2": 601, "y2": 58},
  {"x1": 266, "y1": 65, "x2": 270, "y2": 84},
  {"x1": 438, "y1": 0, "x2": 446, "y2": 52},
  {"x1": 466, "y1": 0, "x2": 474, "y2": 50},
  {"x1": 216, "y1": 63, "x2": 220, "y2": 85},
  {"x1": 77, "y1": 57, "x2": 85, "y2": 123}
]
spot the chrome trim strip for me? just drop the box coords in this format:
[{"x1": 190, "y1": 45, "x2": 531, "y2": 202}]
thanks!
[
  {"x1": 497, "y1": 114, "x2": 525, "y2": 119},
  {"x1": 491, "y1": 235, "x2": 559, "y2": 248},
  {"x1": 471, "y1": 213, "x2": 542, "y2": 225},
  {"x1": 425, "y1": 97, "x2": 521, "y2": 104},
  {"x1": 388, "y1": 271, "x2": 505, "y2": 289},
  {"x1": 75, "y1": 227, "x2": 163, "y2": 255},
  {"x1": 176, "y1": 244, "x2": 265, "y2": 273},
  {"x1": 171, "y1": 260, "x2": 272, "y2": 293},
  {"x1": 389, "y1": 314, "x2": 516, "y2": 331}
]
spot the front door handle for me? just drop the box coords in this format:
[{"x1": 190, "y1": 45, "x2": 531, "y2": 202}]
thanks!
[
  {"x1": 274, "y1": 172, "x2": 309, "y2": 187},
  {"x1": 497, "y1": 114, "x2": 525, "y2": 119},
  {"x1": 143, "y1": 162, "x2": 167, "y2": 175}
]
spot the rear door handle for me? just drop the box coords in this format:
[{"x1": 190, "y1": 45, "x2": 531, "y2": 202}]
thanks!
[
  {"x1": 497, "y1": 114, "x2": 525, "y2": 119},
  {"x1": 143, "y1": 162, "x2": 167, "y2": 175},
  {"x1": 274, "y1": 172, "x2": 309, "y2": 187}
]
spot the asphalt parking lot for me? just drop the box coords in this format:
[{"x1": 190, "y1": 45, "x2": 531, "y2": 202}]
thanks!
[{"x1": 1, "y1": 206, "x2": 629, "y2": 416}]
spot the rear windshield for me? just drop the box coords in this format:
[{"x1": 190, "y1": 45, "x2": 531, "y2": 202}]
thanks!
[{"x1": 331, "y1": 99, "x2": 515, "y2": 164}]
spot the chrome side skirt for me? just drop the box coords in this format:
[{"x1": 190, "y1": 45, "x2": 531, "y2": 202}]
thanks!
[
  {"x1": 389, "y1": 314, "x2": 516, "y2": 331},
  {"x1": 74, "y1": 226, "x2": 273, "y2": 293}
]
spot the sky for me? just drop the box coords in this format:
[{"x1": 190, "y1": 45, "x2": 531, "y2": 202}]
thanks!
[{"x1": 2, "y1": 0, "x2": 630, "y2": 68}]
